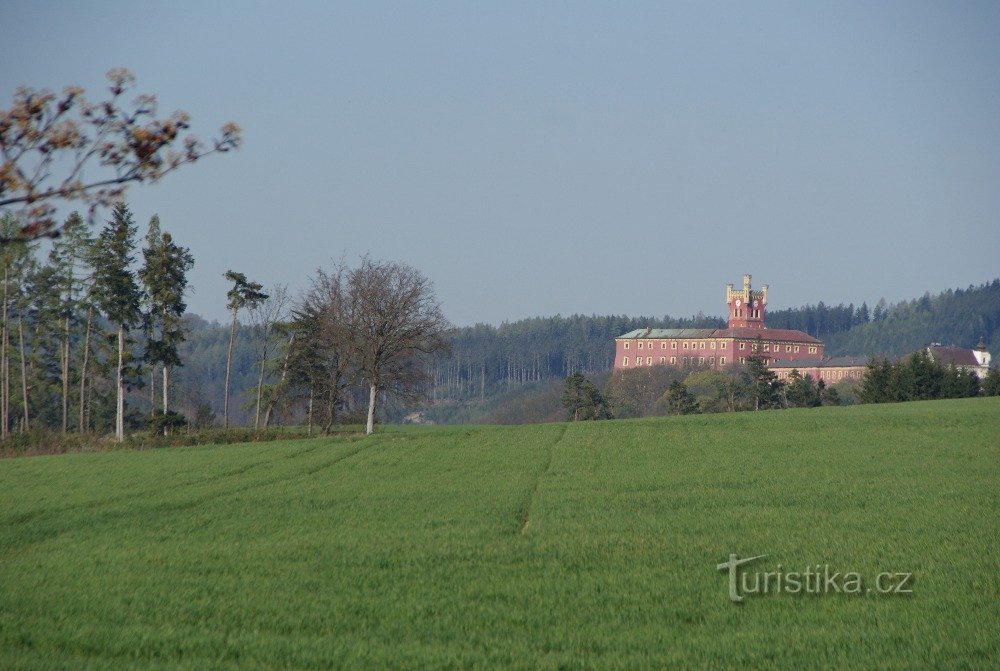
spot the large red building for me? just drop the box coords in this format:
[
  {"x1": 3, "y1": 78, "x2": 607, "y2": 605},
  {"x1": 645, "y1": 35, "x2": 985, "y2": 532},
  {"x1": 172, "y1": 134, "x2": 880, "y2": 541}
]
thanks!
[{"x1": 614, "y1": 275, "x2": 824, "y2": 370}]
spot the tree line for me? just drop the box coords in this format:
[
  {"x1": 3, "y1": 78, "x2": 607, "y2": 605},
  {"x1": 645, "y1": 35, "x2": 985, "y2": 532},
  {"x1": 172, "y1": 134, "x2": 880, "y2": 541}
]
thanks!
[
  {"x1": 0, "y1": 205, "x2": 451, "y2": 446},
  {"x1": 559, "y1": 352, "x2": 998, "y2": 423},
  {"x1": 0, "y1": 205, "x2": 192, "y2": 441}
]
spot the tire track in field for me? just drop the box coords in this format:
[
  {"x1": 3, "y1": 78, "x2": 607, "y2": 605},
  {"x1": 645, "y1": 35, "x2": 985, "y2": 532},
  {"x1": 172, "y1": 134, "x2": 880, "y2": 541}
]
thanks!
[
  {"x1": 166, "y1": 438, "x2": 378, "y2": 511},
  {"x1": 517, "y1": 423, "x2": 569, "y2": 536},
  {"x1": 1, "y1": 442, "x2": 324, "y2": 528},
  {"x1": 0, "y1": 439, "x2": 377, "y2": 555}
]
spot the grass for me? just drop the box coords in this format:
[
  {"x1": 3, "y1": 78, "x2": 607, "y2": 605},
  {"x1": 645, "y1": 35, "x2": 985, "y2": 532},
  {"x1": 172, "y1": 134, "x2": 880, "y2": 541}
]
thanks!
[{"x1": 1, "y1": 398, "x2": 998, "y2": 668}]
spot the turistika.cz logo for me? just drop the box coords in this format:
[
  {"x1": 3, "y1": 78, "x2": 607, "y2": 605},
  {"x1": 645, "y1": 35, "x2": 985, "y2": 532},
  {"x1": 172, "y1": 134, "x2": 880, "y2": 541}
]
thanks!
[{"x1": 716, "y1": 554, "x2": 913, "y2": 603}]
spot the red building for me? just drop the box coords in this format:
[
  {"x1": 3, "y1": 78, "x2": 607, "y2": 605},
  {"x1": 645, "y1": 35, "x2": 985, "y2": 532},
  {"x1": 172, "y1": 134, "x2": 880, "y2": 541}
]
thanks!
[
  {"x1": 771, "y1": 357, "x2": 870, "y2": 383},
  {"x1": 614, "y1": 275, "x2": 824, "y2": 370}
]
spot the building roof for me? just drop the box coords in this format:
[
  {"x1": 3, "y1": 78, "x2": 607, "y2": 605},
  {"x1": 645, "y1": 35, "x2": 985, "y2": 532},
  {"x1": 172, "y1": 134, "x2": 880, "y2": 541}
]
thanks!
[
  {"x1": 617, "y1": 327, "x2": 822, "y2": 344},
  {"x1": 617, "y1": 328, "x2": 718, "y2": 339},
  {"x1": 770, "y1": 356, "x2": 873, "y2": 369},
  {"x1": 927, "y1": 346, "x2": 980, "y2": 367}
]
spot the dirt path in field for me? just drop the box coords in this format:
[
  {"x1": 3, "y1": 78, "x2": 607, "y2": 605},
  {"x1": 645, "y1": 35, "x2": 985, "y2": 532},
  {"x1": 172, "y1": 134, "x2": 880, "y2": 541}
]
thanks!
[{"x1": 518, "y1": 424, "x2": 568, "y2": 535}]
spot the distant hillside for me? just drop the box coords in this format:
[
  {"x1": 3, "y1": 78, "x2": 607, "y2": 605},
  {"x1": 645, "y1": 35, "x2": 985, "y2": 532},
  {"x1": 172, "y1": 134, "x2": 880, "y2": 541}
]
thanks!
[
  {"x1": 822, "y1": 279, "x2": 1000, "y2": 357},
  {"x1": 176, "y1": 279, "x2": 1000, "y2": 426}
]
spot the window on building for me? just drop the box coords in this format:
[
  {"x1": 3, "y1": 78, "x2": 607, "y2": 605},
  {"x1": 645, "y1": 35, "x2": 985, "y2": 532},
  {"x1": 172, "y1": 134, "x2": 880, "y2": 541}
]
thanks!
[
  {"x1": 646, "y1": 357, "x2": 652, "y2": 365},
  {"x1": 624, "y1": 342, "x2": 630, "y2": 350},
  {"x1": 709, "y1": 356, "x2": 715, "y2": 364},
  {"x1": 671, "y1": 341, "x2": 677, "y2": 349},
  {"x1": 739, "y1": 342, "x2": 746, "y2": 350},
  {"x1": 763, "y1": 344, "x2": 770, "y2": 351},
  {"x1": 698, "y1": 357, "x2": 704, "y2": 364},
  {"x1": 638, "y1": 341, "x2": 643, "y2": 349},
  {"x1": 721, "y1": 342, "x2": 727, "y2": 349},
  {"x1": 809, "y1": 346, "x2": 817, "y2": 354},
  {"x1": 720, "y1": 357, "x2": 726, "y2": 365},
  {"x1": 659, "y1": 356, "x2": 665, "y2": 364},
  {"x1": 711, "y1": 341, "x2": 716, "y2": 350},
  {"x1": 740, "y1": 356, "x2": 746, "y2": 364},
  {"x1": 623, "y1": 357, "x2": 629, "y2": 366},
  {"x1": 700, "y1": 342, "x2": 706, "y2": 349},
  {"x1": 786, "y1": 345, "x2": 791, "y2": 352},
  {"x1": 670, "y1": 356, "x2": 676, "y2": 364},
  {"x1": 683, "y1": 342, "x2": 689, "y2": 349},
  {"x1": 682, "y1": 356, "x2": 688, "y2": 364},
  {"x1": 647, "y1": 341, "x2": 653, "y2": 349},
  {"x1": 661, "y1": 341, "x2": 667, "y2": 349},
  {"x1": 635, "y1": 357, "x2": 642, "y2": 366}
]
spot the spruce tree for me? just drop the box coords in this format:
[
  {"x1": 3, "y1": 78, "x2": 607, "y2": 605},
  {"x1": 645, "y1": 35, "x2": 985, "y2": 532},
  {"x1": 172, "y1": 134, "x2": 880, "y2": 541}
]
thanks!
[
  {"x1": 89, "y1": 202, "x2": 142, "y2": 442},
  {"x1": 139, "y1": 215, "x2": 193, "y2": 434}
]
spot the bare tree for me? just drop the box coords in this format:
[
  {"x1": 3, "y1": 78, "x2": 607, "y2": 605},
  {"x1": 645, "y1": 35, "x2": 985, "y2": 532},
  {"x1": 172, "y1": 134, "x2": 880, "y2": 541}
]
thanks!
[
  {"x1": 288, "y1": 266, "x2": 356, "y2": 434},
  {"x1": 342, "y1": 258, "x2": 450, "y2": 435},
  {"x1": 0, "y1": 69, "x2": 241, "y2": 243}
]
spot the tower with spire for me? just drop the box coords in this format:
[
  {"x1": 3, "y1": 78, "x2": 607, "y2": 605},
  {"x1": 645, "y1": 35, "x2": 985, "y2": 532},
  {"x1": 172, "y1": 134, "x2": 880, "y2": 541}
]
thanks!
[{"x1": 725, "y1": 274, "x2": 768, "y2": 329}]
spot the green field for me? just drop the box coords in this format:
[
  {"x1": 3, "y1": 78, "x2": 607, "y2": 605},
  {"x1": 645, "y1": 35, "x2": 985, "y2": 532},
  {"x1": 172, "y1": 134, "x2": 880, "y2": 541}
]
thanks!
[{"x1": 1, "y1": 399, "x2": 998, "y2": 669}]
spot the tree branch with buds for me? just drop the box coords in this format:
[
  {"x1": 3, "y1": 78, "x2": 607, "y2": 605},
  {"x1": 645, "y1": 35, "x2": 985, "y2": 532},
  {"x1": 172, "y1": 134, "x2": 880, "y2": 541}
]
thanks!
[{"x1": 0, "y1": 68, "x2": 241, "y2": 243}]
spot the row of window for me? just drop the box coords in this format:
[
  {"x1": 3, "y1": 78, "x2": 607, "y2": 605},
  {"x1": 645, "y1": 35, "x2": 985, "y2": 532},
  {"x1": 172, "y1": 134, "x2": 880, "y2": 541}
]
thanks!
[
  {"x1": 775, "y1": 369, "x2": 863, "y2": 381},
  {"x1": 626, "y1": 340, "x2": 727, "y2": 351},
  {"x1": 622, "y1": 356, "x2": 728, "y2": 367},
  {"x1": 623, "y1": 339, "x2": 819, "y2": 355}
]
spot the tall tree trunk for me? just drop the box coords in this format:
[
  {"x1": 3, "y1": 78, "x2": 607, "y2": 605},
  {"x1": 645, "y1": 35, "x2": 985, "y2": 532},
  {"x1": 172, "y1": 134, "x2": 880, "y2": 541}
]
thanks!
[
  {"x1": 18, "y1": 316, "x2": 29, "y2": 431},
  {"x1": 150, "y1": 367, "x2": 156, "y2": 418},
  {"x1": 78, "y1": 307, "x2": 92, "y2": 432},
  {"x1": 223, "y1": 309, "x2": 237, "y2": 428},
  {"x1": 253, "y1": 355, "x2": 265, "y2": 432},
  {"x1": 116, "y1": 324, "x2": 125, "y2": 442},
  {"x1": 62, "y1": 313, "x2": 70, "y2": 434},
  {"x1": 162, "y1": 365, "x2": 169, "y2": 436},
  {"x1": 262, "y1": 332, "x2": 293, "y2": 430},
  {"x1": 307, "y1": 386, "x2": 314, "y2": 436},
  {"x1": 366, "y1": 383, "x2": 377, "y2": 435},
  {"x1": 1, "y1": 263, "x2": 8, "y2": 439}
]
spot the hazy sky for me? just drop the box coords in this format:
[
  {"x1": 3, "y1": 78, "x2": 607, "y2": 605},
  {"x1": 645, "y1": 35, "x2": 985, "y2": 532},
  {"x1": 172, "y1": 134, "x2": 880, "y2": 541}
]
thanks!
[{"x1": 2, "y1": 1, "x2": 998, "y2": 325}]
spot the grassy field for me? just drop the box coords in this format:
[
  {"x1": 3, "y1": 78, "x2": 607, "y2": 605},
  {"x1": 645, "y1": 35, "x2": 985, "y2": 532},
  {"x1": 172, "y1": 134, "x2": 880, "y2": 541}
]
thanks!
[{"x1": 1, "y1": 398, "x2": 998, "y2": 669}]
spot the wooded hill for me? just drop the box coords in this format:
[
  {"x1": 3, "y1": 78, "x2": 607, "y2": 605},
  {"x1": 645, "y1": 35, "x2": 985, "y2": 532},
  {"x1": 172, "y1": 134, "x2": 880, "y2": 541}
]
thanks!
[{"x1": 185, "y1": 279, "x2": 999, "y2": 425}]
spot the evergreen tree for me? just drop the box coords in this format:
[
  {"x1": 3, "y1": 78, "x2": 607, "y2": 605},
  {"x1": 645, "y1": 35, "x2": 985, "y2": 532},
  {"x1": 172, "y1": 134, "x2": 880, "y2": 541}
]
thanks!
[
  {"x1": 89, "y1": 202, "x2": 143, "y2": 441},
  {"x1": 222, "y1": 270, "x2": 267, "y2": 428},
  {"x1": 819, "y1": 381, "x2": 841, "y2": 406},
  {"x1": 662, "y1": 379, "x2": 699, "y2": 415},
  {"x1": 46, "y1": 212, "x2": 94, "y2": 433},
  {"x1": 786, "y1": 370, "x2": 821, "y2": 408},
  {"x1": 139, "y1": 215, "x2": 194, "y2": 433},
  {"x1": 562, "y1": 372, "x2": 611, "y2": 420},
  {"x1": 744, "y1": 355, "x2": 779, "y2": 410},
  {"x1": 983, "y1": 367, "x2": 1000, "y2": 397},
  {"x1": 0, "y1": 214, "x2": 38, "y2": 436}
]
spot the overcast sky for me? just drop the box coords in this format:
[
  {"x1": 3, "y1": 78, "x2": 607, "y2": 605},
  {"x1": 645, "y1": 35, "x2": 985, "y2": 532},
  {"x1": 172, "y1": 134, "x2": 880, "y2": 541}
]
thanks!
[{"x1": 2, "y1": 1, "x2": 998, "y2": 325}]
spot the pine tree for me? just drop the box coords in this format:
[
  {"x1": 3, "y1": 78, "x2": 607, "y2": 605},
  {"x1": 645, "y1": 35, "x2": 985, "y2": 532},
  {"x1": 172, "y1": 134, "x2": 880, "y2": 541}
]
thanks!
[
  {"x1": 222, "y1": 270, "x2": 267, "y2": 428},
  {"x1": 662, "y1": 379, "x2": 699, "y2": 415},
  {"x1": 983, "y1": 368, "x2": 1000, "y2": 397},
  {"x1": 139, "y1": 215, "x2": 193, "y2": 434},
  {"x1": 89, "y1": 202, "x2": 143, "y2": 442}
]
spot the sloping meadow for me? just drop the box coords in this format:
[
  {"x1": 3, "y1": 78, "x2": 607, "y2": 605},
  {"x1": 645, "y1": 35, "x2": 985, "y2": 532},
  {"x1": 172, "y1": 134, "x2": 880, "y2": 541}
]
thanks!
[{"x1": 1, "y1": 398, "x2": 997, "y2": 668}]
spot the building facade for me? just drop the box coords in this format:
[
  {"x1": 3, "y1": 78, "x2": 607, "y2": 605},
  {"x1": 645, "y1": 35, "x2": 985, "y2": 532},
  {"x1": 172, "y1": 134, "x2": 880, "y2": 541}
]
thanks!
[
  {"x1": 614, "y1": 275, "x2": 824, "y2": 371},
  {"x1": 926, "y1": 342, "x2": 992, "y2": 379},
  {"x1": 771, "y1": 357, "x2": 871, "y2": 383}
]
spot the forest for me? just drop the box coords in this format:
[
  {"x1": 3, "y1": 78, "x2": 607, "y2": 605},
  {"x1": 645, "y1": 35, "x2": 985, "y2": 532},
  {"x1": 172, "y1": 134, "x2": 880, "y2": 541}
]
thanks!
[{"x1": 2, "y1": 199, "x2": 998, "y2": 438}]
